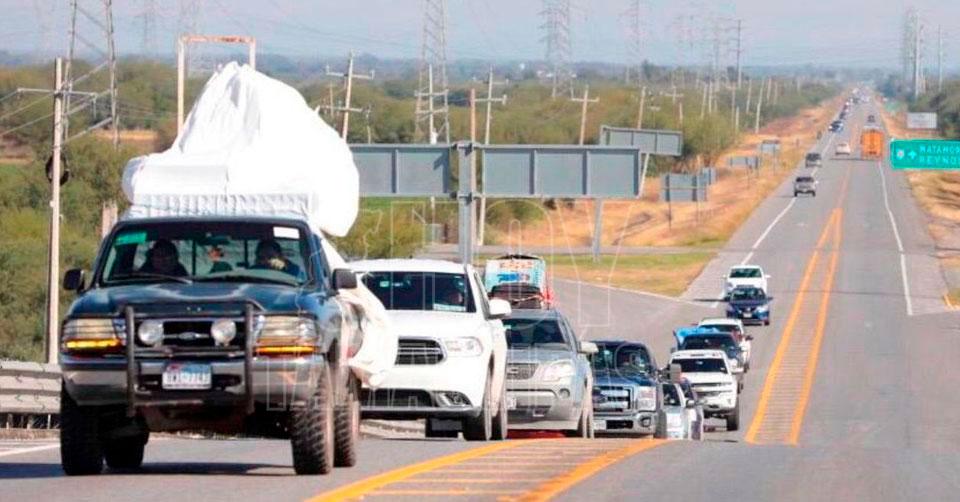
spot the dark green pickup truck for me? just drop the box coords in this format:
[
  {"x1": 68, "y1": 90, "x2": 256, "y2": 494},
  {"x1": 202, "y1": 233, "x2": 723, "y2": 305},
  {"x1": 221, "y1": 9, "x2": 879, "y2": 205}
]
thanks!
[{"x1": 59, "y1": 216, "x2": 363, "y2": 475}]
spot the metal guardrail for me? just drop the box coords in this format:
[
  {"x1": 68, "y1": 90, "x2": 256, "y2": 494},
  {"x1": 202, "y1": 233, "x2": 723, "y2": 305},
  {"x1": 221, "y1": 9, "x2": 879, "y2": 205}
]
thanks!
[{"x1": 0, "y1": 361, "x2": 61, "y2": 416}]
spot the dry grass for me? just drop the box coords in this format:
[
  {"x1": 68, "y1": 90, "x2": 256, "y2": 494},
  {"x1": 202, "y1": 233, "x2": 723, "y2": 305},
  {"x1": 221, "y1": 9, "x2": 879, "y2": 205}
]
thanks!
[{"x1": 546, "y1": 252, "x2": 716, "y2": 297}]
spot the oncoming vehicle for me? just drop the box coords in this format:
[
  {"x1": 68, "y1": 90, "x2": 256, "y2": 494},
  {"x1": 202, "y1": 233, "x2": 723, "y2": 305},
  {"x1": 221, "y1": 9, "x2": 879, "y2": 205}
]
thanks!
[
  {"x1": 805, "y1": 152, "x2": 823, "y2": 168},
  {"x1": 668, "y1": 350, "x2": 740, "y2": 431},
  {"x1": 835, "y1": 142, "x2": 852, "y2": 156},
  {"x1": 727, "y1": 285, "x2": 773, "y2": 326},
  {"x1": 724, "y1": 265, "x2": 769, "y2": 297},
  {"x1": 794, "y1": 175, "x2": 817, "y2": 197},
  {"x1": 353, "y1": 259, "x2": 511, "y2": 441},
  {"x1": 484, "y1": 254, "x2": 552, "y2": 310},
  {"x1": 501, "y1": 310, "x2": 596, "y2": 437},
  {"x1": 698, "y1": 318, "x2": 752, "y2": 371},
  {"x1": 591, "y1": 341, "x2": 660, "y2": 436},
  {"x1": 59, "y1": 217, "x2": 369, "y2": 475}
]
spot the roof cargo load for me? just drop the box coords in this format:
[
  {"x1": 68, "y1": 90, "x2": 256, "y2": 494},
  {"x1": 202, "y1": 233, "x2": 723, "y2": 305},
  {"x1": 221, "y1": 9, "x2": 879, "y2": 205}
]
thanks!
[{"x1": 121, "y1": 62, "x2": 359, "y2": 237}]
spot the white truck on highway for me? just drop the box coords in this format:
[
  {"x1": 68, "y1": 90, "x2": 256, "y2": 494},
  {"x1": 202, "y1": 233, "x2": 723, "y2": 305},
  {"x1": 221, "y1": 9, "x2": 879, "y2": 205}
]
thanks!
[
  {"x1": 724, "y1": 265, "x2": 769, "y2": 297},
  {"x1": 352, "y1": 259, "x2": 512, "y2": 441},
  {"x1": 668, "y1": 350, "x2": 741, "y2": 431}
]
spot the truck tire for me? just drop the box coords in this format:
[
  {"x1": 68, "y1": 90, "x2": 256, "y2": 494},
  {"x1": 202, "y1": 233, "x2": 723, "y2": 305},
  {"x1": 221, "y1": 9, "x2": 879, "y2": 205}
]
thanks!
[
  {"x1": 462, "y1": 375, "x2": 493, "y2": 441},
  {"x1": 333, "y1": 375, "x2": 360, "y2": 468},
  {"x1": 60, "y1": 385, "x2": 105, "y2": 476},
  {"x1": 490, "y1": 380, "x2": 509, "y2": 441},
  {"x1": 290, "y1": 365, "x2": 335, "y2": 475},
  {"x1": 104, "y1": 435, "x2": 146, "y2": 470},
  {"x1": 726, "y1": 402, "x2": 741, "y2": 432},
  {"x1": 794, "y1": 191, "x2": 798, "y2": 197},
  {"x1": 425, "y1": 419, "x2": 459, "y2": 438}
]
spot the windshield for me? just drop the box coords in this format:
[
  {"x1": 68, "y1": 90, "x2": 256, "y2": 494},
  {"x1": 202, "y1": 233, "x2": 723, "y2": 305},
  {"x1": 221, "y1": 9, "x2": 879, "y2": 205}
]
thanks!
[
  {"x1": 680, "y1": 336, "x2": 737, "y2": 351},
  {"x1": 729, "y1": 268, "x2": 761, "y2": 279},
  {"x1": 503, "y1": 318, "x2": 570, "y2": 350},
  {"x1": 100, "y1": 221, "x2": 314, "y2": 287},
  {"x1": 731, "y1": 288, "x2": 766, "y2": 301},
  {"x1": 675, "y1": 358, "x2": 727, "y2": 374},
  {"x1": 591, "y1": 344, "x2": 653, "y2": 375},
  {"x1": 806, "y1": 153, "x2": 821, "y2": 160},
  {"x1": 362, "y1": 271, "x2": 476, "y2": 313}
]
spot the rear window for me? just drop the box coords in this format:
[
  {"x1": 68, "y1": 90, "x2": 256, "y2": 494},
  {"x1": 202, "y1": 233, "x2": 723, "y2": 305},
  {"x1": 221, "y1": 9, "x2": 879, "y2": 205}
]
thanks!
[
  {"x1": 796, "y1": 177, "x2": 814, "y2": 183},
  {"x1": 361, "y1": 271, "x2": 476, "y2": 313},
  {"x1": 675, "y1": 358, "x2": 727, "y2": 374},
  {"x1": 502, "y1": 318, "x2": 570, "y2": 350},
  {"x1": 806, "y1": 153, "x2": 821, "y2": 161}
]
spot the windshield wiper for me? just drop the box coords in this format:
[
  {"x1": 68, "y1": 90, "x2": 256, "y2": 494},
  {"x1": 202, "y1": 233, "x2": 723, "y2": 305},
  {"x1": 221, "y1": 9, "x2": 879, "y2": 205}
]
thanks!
[
  {"x1": 108, "y1": 272, "x2": 193, "y2": 285},
  {"x1": 192, "y1": 275, "x2": 300, "y2": 286}
]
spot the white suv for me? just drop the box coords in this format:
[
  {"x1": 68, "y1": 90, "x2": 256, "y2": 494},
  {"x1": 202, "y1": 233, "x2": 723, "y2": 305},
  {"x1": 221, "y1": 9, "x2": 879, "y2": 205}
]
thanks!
[
  {"x1": 668, "y1": 350, "x2": 740, "y2": 431},
  {"x1": 352, "y1": 259, "x2": 511, "y2": 441},
  {"x1": 724, "y1": 265, "x2": 769, "y2": 297}
]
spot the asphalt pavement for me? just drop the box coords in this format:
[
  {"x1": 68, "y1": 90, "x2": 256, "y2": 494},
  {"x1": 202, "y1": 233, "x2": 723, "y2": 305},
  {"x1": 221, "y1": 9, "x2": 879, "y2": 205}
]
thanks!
[{"x1": 2, "y1": 95, "x2": 958, "y2": 501}]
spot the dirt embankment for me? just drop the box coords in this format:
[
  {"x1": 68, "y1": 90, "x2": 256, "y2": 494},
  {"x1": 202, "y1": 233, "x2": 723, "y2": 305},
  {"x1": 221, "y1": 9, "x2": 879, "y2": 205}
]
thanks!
[{"x1": 501, "y1": 95, "x2": 844, "y2": 250}]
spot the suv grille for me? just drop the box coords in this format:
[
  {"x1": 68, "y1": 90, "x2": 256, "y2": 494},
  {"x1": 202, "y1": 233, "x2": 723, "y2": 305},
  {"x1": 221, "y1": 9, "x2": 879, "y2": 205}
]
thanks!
[
  {"x1": 506, "y1": 363, "x2": 538, "y2": 380},
  {"x1": 396, "y1": 338, "x2": 444, "y2": 365}
]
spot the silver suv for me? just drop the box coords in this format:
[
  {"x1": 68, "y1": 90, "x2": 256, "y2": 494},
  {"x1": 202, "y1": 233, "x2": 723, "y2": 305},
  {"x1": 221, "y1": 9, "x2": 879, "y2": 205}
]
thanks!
[
  {"x1": 794, "y1": 176, "x2": 817, "y2": 197},
  {"x1": 805, "y1": 152, "x2": 822, "y2": 168}
]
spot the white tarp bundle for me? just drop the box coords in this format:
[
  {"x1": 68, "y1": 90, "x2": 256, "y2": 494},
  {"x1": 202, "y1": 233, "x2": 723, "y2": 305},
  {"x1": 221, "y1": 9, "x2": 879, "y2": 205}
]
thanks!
[
  {"x1": 121, "y1": 62, "x2": 358, "y2": 237},
  {"x1": 120, "y1": 62, "x2": 395, "y2": 386}
]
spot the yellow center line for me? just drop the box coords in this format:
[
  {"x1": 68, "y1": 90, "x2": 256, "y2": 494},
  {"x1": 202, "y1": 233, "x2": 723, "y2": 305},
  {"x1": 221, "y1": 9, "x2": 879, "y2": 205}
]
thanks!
[
  {"x1": 369, "y1": 489, "x2": 525, "y2": 496},
  {"x1": 788, "y1": 208, "x2": 843, "y2": 445},
  {"x1": 501, "y1": 439, "x2": 667, "y2": 502},
  {"x1": 396, "y1": 478, "x2": 551, "y2": 484}
]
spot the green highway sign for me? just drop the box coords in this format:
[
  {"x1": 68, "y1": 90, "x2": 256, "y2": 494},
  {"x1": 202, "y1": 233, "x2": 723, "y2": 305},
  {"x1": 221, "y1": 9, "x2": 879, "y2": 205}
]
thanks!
[{"x1": 890, "y1": 139, "x2": 960, "y2": 169}]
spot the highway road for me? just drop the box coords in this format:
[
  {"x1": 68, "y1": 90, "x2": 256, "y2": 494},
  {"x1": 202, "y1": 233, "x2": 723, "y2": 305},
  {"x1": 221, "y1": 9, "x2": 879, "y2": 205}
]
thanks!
[{"x1": 3, "y1": 96, "x2": 959, "y2": 501}]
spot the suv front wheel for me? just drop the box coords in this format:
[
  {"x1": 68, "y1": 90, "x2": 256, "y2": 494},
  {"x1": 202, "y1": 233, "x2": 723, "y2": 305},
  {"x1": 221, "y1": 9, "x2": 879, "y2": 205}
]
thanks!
[{"x1": 463, "y1": 374, "x2": 493, "y2": 441}]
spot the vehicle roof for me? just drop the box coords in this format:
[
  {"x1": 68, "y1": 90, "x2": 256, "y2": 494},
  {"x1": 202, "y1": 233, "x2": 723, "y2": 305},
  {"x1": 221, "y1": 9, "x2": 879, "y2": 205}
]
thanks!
[
  {"x1": 116, "y1": 216, "x2": 311, "y2": 227},
  {"x1": 350, "y1": 258, "x2": 467, "y2": 274},
  {"x1": 491, "y1": 254, "x2": 544, "y2": 261},
  {"x1": 670, "y1": 350, "x2": 727, "y2": 360}
]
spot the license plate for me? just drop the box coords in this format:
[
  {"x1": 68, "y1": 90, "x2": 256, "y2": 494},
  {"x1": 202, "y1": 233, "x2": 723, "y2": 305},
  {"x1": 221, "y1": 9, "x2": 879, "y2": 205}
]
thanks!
[
  {"x1": 594, "y1": 419, "x2": 607, "y2": 431},
  {"x1": 162, "y1": 363, "x2": 212, "y2": 390},
  {"x1": 505, "y1": 395, "x2": 517, "y2": 410},
  {"x1": 743, "y1": 312, "x2": 752, "y2": 318}
]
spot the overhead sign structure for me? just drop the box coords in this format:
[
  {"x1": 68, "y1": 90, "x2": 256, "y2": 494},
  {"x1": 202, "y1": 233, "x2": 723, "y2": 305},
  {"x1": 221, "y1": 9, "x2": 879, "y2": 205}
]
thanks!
[
  {"x1": 350, "y1": 144, "x2": 452, "y2": 196},
  {"x1": 598, "y1": 125, "x2": 683, "y2": 156},
  {"x1": 906, "y1": 113, "x2": 938, "y2": 130},
  {"x1": 890, "y1": 139, "x2": 960, "y2": 169}
]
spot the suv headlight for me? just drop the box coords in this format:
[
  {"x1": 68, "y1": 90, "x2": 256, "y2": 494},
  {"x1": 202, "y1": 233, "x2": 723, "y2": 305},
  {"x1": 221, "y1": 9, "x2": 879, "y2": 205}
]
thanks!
[
  {"x1": 444, "y1": 337, "x2": 483, "y2": 357},
  {"x1": 636, "y1": 386, "x2": 656, "y2": 411},
  {"x1": 61, "y1": 318, "x2": 125, "y2": 353},
  {"x1": 255, "y1": 316, "x2": 318, "y2": 356},
  {"x1": 541, "y1": 360, "x2": 576, "y2": 382},
  {"x1": 756, "y1": 304, "x2": 769, "y2": 313}
]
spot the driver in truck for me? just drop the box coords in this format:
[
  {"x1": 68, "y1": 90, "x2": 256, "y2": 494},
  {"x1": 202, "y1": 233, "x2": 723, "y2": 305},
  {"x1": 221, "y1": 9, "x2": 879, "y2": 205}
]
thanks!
[{"x1": 139, "y1": 239, "x2": 188, "y2": 277}]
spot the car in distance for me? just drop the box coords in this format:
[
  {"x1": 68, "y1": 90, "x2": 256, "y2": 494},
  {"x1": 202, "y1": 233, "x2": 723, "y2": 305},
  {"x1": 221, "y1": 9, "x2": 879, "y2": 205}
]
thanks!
[
  {"x1": 591, "y1": 341, "x2": 661, "y2": 436},
  {"x1": 353, "y1": 259, "x2": 511, "y2": 441},
  {"x1": 674, "y1": 327, "x2": 747, "y2": 378},
  {"x1": 727, "y1": 285, "x2": 773, "y2": 326},
  {"x1": 59, "y1": 217, "x2": 368, "y2": 475},
  {"x1": 805, "y1": 152, "x2": 822, "y2": 169},
  {"x1": 835, "y1": 142, "x2": 852, "y2": 156},
  {"x1": 698, "y1": 318, "x2": 752, "y2": 371},
  {"x1": 794, "y1": 175, "x2": 817, "y2": 197},
  {"x1": 828, "y1": 120, "x2": 844, "y2": 133},
  {"x1": 723, "y1": 265, "x2": 769, "y2": 297},
  {"x1": 668, "y1": 350, "x2": 740, "y2": 431},
  {"x1": 867, "y1": 114, "x2": 876, "y2": 123},
  {"x1": 501, "y1": 309, "x2": 596, "y2": 437},
  {"x1": 484, "y1": 254, "x2": 553, "y2": 310}
]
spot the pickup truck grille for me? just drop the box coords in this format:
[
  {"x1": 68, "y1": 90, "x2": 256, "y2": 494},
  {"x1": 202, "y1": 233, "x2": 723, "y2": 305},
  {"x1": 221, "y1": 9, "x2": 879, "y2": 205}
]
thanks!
[
  {"x1": 134, "y1": 319, "x2": 246, "y2": 349},
  {"x1": 506, "y1": 363, "x2": 538, "y2": 380},
  {"x1": 395, "y1": 338, "x2": 445, "y2": 365},
  {"x1": 594, "y1": 386, "x2": 632, "y2": 412}
]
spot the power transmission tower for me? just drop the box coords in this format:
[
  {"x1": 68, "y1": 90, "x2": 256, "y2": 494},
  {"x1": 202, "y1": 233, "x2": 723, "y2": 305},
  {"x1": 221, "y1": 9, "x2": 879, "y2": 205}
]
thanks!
[
  {"x1": 322, "y1": 52, "x2": 374, "y2": 140},
  {"x1": 623, "y1": 0, "x2": 644, "y2": 84},
  {"x1": 64, "y1": 0, "x2": 120, "y2": 147},
  {"x1": 139, "y1": 0, "x2": 158, "y2": 57},
  {"x1": 571, "y1": 85, "x2": 598, "y2": 145},
  {"x1": 541, "y1": 0, "x2": 573, "y2": 98},
  {"x1": 414, "y1": 0, "x2": 450, "y2": 144}
]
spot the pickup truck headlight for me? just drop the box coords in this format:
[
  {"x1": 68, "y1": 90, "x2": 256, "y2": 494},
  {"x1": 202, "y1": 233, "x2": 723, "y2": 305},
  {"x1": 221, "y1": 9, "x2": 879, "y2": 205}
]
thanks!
[
  {"x1": 636, "y1": 386, "x2": 656, "y2": 411},
  {"x1": 255, "y1": 316, "x2": 318, "y2": 356},
  {"x1": 61, "y1": 318, "x2": 125, "y2": 353},
  {"x1": 444, "y1": 337, "x2": 483, "y2": 357},
  {"x1": 541, "y1": 360, "x2": 576, "y2": 382}
]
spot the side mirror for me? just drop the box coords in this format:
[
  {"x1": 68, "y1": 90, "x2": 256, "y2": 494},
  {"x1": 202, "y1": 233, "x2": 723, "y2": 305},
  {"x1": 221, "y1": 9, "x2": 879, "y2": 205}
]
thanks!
[
  {"x1": 332, "y1": 268, "x2": 358, "y2": 290},
  {"x1": 488, "y1": 298, "x2": 511, "y2": 319},
  {"x1": 63, "y1": 268, "x2": 85, "y2": 292},
  {"x1": 686, "y1": 399, "x2": 697, "y2": 408},
  {"x1": 579, "y1": 341, "x2": 599, "y2": 355}
]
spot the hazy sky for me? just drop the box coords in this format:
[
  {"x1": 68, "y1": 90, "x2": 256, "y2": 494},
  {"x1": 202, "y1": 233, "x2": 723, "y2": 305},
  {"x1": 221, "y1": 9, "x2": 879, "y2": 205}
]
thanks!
[{"x1": 1, "y1": 0, "x2": 958, "y2": 69}]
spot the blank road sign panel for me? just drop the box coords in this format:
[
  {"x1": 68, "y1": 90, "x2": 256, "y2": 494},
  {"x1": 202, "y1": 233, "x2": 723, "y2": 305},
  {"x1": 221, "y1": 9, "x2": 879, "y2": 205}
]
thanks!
[
  {"x1": 599, "y1": 126, "x2": 683, "y2": 156},
  {"x1": 482, "y1": 149, "x2": 533, "y2": 196},
  {"x1": 351, "y1": 145, "x2": 451, "y2": 196},
  {"x1": 589, "y1": 151, "x2": 638, "y2": 197},
  {"x1": 537, "y1": 150, "x2": 584, "y2": 196},
  {"x1": 482, "y1": 146, "x2": 642, "y2": 198}
]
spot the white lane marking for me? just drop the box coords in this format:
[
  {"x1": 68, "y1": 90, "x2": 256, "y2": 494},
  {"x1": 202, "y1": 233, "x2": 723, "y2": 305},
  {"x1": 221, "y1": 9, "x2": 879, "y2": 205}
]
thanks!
[
  {"x1": 0, "y1": 443, "x2": 59, "y2": 458},
  {"x1": 876, "y1": 160, "x2": 913, "y2": 316},
  {"x1": 554, "y1": 278, "x2": 715, "y2": 309}
]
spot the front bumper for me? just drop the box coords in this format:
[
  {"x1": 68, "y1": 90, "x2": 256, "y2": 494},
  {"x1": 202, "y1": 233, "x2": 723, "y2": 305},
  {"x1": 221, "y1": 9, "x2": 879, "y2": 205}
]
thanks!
[
  {"x1": 727, "y1": 308, "x2": 769, "y2": 324},
  {"x1": 505, "y1": 380, "x2": 583, "y2": 430},
  {"x1": 593, "y1": 409, "x2": 658, "y2": 435},
  {"x1": 62, "y1": 355, "x2": 326, "y2": 409},
  {"x1": 697, "y1": 393, "x2": 737, "y2": 416}
]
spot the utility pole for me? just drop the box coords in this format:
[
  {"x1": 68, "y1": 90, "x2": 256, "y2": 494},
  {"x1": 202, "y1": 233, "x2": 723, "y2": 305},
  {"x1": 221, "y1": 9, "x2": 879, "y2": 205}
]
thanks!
[
  {"x1": 914, "y1": 18, "x2": 922, "y2": 100},
  {"x1": 745, "y1": 77, "x2": 753, "y2": 111},
  {"x1": 476, "y1": 68, "x2": 507, "y2": 246},
  {"x1": 735, "y1": 19, "x2": 743, "y2": 89},
  {"x1": 323, "y1": 52, "x2": 374, "y2": 139},
  {"x1": 571, "y1": 85, "x2": 599, "y2": 145},
  {"x1": 46, "y1": 58, "x2": 64, "y2": 365},
  {"x1": 415, "y1": 0, "x2": 450, "y2": 143},
  {"x1": 938, "y1": 25, "x2": 943, "y2": 93},
  {"x1": 755, "y1": 77, "x2": 764, "y2": 134},
  {"x1": 636, "y1": 85, "x2": 647, "y2": 129},
  {"x1": 541, "y1": 0, "x2": 573, "y2": 98},
  {"x1": 65, "y1": 0, "x2": 119, "y2": 147}
]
